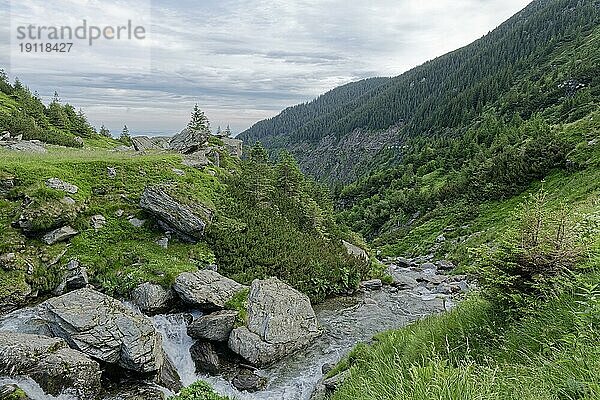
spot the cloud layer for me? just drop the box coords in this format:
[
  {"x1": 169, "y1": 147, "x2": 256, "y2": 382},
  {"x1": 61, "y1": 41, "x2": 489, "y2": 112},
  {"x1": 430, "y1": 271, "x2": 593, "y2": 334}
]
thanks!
[{"x1": 1, "y1": 0, "x2": 532, "y2": 135}]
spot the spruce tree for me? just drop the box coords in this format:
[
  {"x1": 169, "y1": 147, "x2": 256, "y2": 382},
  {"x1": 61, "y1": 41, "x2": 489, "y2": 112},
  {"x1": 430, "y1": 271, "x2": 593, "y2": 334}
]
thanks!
[
  {"x1": 187, "y1": 104, "x2": 210, "y2": 134},
  {"x1": 99, "y1": 125, "x2": 111, "y2": 137}
]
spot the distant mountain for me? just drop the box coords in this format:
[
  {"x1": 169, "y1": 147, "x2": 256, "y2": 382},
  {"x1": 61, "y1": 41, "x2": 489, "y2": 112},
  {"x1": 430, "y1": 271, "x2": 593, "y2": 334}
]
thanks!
[{"x1": 239, "y1": 0, "x2": 600, "y2": 183}]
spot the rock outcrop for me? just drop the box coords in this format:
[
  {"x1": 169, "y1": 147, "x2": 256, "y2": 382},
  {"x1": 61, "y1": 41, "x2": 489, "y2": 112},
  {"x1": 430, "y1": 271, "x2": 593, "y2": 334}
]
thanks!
[
  {"x1": 173, "y1": 270, "x2": 246, "y2": 309},
  {"x1": 228, "y1": 277, "x2": 321, "y2": 366},
  {"x1": 187, "y1": 310, "x2": 238, "y2": 342},
  {"x1": 0, "y1": 332, "x2": 101, "y2": 399},
  {"x1": 131, "y1": 136, "x2": 170, "y2": 152},
  {"x1": 169, "y1": 128, "x2": 208, "y2": 154},
  {"x1": 139, "y1": 186, "x2": 213, "y2": 241}
]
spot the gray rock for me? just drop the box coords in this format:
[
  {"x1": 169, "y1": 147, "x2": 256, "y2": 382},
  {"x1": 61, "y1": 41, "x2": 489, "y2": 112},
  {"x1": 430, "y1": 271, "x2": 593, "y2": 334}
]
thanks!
[
  {"x1": 173, "y1": 270, "x2": 245, "y2": 309},
  {"x1": 435, "y1": 260, "x2": 455, "y2": 271},
  {"x1": 394, "y1": 257, "x2": 416, "y2": 268},
  {"x1": 0, "y1": 176, "x2": 14, "y2": 196},
  {"x1": 172, "y1": 168, "x2": 185, "y2": 176},
  {"x1": 156, "y1": 237, "x2": 169, "y2": 249},
  {"x1": 232, "y1": 369, "x2": 267, "y2": 392},
  {"x1": 386, "y1": 266, "x2": 419, "y2": 288},
  {"x1": 102, "y1": 384, "x2": 167, "y2": 400},
  {"x1": 413, "y1": 286, "x2": 432, "y2": 296},
  {"x1": 45, "y1": 178, "x2": 78, "y2": 194},
  {"x1": 107, "y1": 167, "x2": 117, "y2": 178},
  {"x1": 3, "y1": 141, "x2": 47, "y2": 153},
  {"x1": 421, "y1": 274, "x2": 448, "y2": 285},
  {"x1": 39, "y1": 288, "x2": 168, "y2": 374},
  {"x1": 139, "y1": 186, "x2": 213, "y2": 240},
  {"x1": 0, "y1": 332, "x2": 101, "y2": 399},
  {"x1": 434, "y1": 282, "x2": 453, "y2": 295},
  {"x1": 451, "y1": 280, "x2": 469, "y2": 293},
  {"x1": 321, "y1": 362, "x2": 336, "y2": 375},
  {"x1": 128, "y1": 217, "x2": 146, "y2": 228},
  {"x1": 131, "y1": 136, "x2": 156, "y2": 152},
  {"x1": 115, "y1": 209, "x2": 124, "y2": 217},
  {"x1": 342, "y1": 240, "x2": 369, "y2": 261},
  {"x1": 206, "y1": 263, "x2": 218, "y2": 272},
  {"x1": 42, "y1": 226, "x2": 78, "y2": 245},
  {"x1": 91, "y1": 214, "x2": 107, "y2": 230},
  {"x1": 228, "y1": 278, "x2": 321, "y2": 366},
  {"x1": 61, "y1": 196, "x2": 76, "y2": 206},
  {"x1": 190, "y1": 341, "x2": 221, "y2": 375},
  {"x1": 448, "y1": 274, "x2": 467, "y2": 282},
  {"x1": 65, "y1": 260, "x2": 88, "y2": 291},
  {"x1": 130, "y1": 282, "x2": 173, "y2": 314},
  {"x1": 182, "y1": 151, "x2": 211, "y2": 169},
  {"x1": 187, "y1": 310, "x2": 238, "y2": 342},
  {"x1": 360, "y1": 279, "x2": 383, "y2": 290},
  {"x1": 419, "y1": 263, "x2": 437, "y2": 273},
  {"x1": 169, "y1": 128, "x2": 209, "y2": 154},
  {"x1": 323, "y1": 369, "x2": 350, "y2": 390},
  {"x1": 436, "y1": 234, "x2": 446, "y2": 243}
]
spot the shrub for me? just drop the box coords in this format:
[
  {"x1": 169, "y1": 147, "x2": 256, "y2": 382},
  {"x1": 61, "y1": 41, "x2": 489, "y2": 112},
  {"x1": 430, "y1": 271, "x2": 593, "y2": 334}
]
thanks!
[
  {"x1": 473, "y1": 187, "x2": 581, "y2": 308},
  {"x1": 169, "y1": 381, "x2": 230, "y2": 400}
]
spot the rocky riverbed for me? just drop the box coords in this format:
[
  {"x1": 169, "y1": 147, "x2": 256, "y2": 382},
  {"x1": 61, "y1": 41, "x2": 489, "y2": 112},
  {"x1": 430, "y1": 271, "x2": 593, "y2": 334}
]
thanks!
[{"x1": 0, "y1": 257, "x2": 469, "y2": 399}]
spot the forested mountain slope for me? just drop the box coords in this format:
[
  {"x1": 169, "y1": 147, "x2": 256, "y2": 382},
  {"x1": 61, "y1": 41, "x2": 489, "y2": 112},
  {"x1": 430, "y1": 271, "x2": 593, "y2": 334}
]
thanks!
[{"x1": 239, "y1": 0, "x2": 600, "y2": 182}]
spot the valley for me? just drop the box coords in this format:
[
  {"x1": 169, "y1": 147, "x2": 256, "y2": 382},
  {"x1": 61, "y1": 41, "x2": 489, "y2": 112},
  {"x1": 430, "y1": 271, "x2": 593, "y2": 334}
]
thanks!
[{"x1": 1, "y1": 0, "x2": 600, "y2": 399}]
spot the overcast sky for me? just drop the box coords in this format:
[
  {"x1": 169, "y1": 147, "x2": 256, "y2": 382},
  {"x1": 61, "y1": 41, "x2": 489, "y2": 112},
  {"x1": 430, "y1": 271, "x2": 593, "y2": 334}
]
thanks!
[{"x1": 1, "y1": 0, "x2": 532, "y2": 136}]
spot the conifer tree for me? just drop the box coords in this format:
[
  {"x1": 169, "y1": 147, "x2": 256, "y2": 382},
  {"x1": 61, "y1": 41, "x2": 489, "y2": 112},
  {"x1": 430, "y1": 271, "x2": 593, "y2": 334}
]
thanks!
[
  {"x1": 187, "y1": 104, "x2": 210, "y2": 134},
  {"x1": 99, "y1": 125, "x2": 111, "y2": 137}
]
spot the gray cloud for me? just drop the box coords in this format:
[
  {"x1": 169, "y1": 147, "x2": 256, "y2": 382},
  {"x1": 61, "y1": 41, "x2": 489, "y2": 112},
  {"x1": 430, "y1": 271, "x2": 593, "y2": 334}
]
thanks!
[{"x1": 2, "y1": 0, "x2": 532, "y2": 135}]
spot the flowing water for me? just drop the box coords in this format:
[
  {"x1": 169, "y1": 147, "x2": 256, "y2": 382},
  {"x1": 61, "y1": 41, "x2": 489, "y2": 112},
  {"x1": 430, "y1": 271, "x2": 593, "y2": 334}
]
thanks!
[
  {"x1": 0, "y1": 377, "x2": 76, "y2": 400},
  {"x1": 155, "y1": 287, "x2": 451, "y2": 400},
  {"x1": 0, "y1": 288, "x2": 451, "y2": 399}
]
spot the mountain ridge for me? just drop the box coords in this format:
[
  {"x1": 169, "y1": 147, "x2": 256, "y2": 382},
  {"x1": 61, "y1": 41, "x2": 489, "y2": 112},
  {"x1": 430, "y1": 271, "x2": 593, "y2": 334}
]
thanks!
[{"x1": 239, "y1": 0, "x2": 600, "y2": 182}]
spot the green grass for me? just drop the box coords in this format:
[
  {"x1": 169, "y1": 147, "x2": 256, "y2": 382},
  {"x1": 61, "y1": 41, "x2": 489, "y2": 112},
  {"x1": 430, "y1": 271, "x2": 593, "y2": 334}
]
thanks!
[
  {"x1": 0, "y1": 147, "x2": 225, "y2": 303},
  {"x1": 332, "y1": 270, "x2": 600, "y2": 400},
  {"x1": 331, "y1": 151, "x2": 600, "y2": 399},
  {"x1": 169, "y1": 381, "x2": 231, "y2": 400}
]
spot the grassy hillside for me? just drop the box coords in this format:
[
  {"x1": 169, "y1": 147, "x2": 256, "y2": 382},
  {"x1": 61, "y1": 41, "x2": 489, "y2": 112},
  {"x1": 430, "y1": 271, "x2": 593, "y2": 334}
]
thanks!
[
  {"x1": 326, "y1": 116, "x2": 600, "y2": 399},
  {"x1": 0, "y1": 141, "x2": 370, "y2": 311}
]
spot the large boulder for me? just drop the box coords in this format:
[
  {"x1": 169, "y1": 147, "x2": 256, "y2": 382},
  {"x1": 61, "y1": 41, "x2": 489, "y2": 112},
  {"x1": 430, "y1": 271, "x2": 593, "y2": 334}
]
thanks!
[
  {"x1": 169, "y1": 128, "x2": 209, "y2": 154},
  {"x1": 131, "y1": 136, "x2": 171, "y2": 152},
  {"x1": 342, "y1": 240, "x2": 369, "y2": 262},
  {"x1": 39, "y1": 288, "x2": 166, "y2": 374},
  {"x1": 0, "y1": 332, "x2": 101, "y2": 399},
  {"x1": 187, "y1": 310, "x2": 238, "y2": 342},
  {"x1": 173, "y1": 270, "x2": 246, "y2": 309},
  {"x1": 130, "y1": 282, "x2": 174, "y2": 314},
  {"x1": 139, "y1": 186, "x2": 213, "y2": 240},
  {"x1": 228, "y1": 278, "x2": 321, "y2": 366}
]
